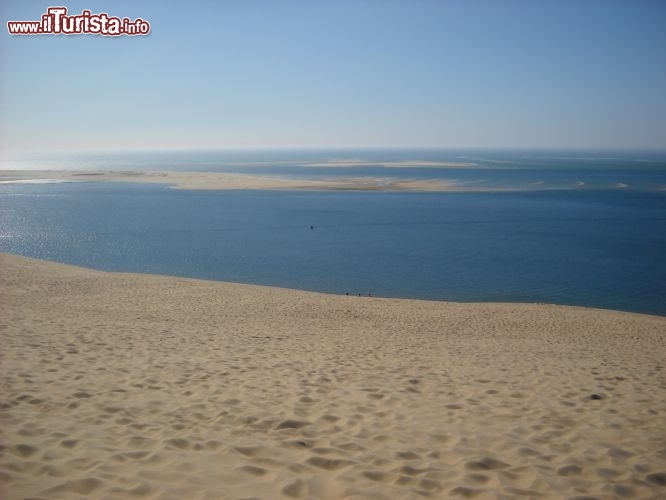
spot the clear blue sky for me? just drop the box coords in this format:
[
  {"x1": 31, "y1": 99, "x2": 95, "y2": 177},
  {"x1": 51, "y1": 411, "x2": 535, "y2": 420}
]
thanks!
[{"x1": 1, "y1": 0, "x2": 665, "y2": 152}]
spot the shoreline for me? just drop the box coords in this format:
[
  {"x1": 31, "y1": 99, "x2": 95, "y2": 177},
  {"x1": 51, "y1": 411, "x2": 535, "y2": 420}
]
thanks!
[
  {"x1": 2, "y1": 253, "x2": 666, "y2": 499},
  {"x1": 1, "y1": 252, "x2": 663, "y2": 319}
]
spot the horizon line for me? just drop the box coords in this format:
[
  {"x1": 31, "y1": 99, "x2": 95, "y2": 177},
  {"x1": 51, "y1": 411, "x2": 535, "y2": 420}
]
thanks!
[{"x1": 3, "y1": 146, "x2": 666, "y2": 157}]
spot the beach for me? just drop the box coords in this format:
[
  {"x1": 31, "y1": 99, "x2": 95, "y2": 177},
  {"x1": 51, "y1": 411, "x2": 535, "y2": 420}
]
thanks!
[{"x1": 1, "y1": 253, "x2": 665, "y2": 499}]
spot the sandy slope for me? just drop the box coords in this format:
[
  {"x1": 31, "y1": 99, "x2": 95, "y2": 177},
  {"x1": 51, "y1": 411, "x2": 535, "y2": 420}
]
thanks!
[{"x1": 1, "y1": 253, "x2": 665, "y2": 499}]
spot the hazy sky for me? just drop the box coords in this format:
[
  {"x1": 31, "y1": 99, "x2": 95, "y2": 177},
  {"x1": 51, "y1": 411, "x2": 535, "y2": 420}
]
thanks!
[{"x1": 1, "y1": 0, "x2": 665, "y2": 153}]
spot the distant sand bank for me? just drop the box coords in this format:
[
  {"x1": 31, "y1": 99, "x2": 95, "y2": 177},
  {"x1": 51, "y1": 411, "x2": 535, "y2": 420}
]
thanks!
[
  {"x1": 0, "y1": 169, "x2": 644, "y2": 192},
  {"x1": 0, "y1": 170, "x2": 462, "y2": 192},
  {"x1": 1, "y1": 254, "x2": 666, "y2": 499},
  {"x1": 0, "y1": 170, "x2": 515, "y2": 192}
]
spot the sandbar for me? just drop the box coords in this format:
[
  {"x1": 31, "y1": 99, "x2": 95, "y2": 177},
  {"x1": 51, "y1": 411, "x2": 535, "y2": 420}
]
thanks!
[{"x1": 0, "y1": 170, "x2": 485, "y2": 192}]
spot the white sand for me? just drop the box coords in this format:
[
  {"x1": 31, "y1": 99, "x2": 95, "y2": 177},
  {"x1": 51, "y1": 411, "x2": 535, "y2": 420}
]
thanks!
[{"x1": 1, "y1": 253, "x2": 666, "y2": 499}]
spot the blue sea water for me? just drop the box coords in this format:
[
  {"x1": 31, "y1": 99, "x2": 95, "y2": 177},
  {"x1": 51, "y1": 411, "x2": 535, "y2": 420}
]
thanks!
[{"x1": 1, "y1": 150, "x2": 665, "y2": 316}]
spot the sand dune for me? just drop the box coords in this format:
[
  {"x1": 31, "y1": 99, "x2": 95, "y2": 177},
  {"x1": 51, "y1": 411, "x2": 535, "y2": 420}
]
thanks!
[{"x1": 1, "y1": 253, "x2": 666, "y2": 499}]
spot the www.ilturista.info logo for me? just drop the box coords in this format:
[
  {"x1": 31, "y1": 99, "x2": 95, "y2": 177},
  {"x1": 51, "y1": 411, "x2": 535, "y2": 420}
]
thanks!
[{"x1": 7, "y1": 7, "x2": 150, "y2": 36}]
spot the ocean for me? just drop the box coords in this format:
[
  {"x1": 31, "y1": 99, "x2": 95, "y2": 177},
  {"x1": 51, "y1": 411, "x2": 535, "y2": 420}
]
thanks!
[{"x1": 1, "y1": 149, "x2": 665, "y2": 315}]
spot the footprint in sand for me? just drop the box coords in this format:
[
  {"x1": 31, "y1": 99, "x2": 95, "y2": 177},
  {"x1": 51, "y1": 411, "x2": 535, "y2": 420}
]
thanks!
[
  {"x1": 464, "y1": 457, "x2": 509, "y2": 471},
  {"x1": 282, "y1": 478, "x2": 307, "y2": 497},
  {"x1": 646, "y1": 472, "x2": 666, "y2": 486},
  {"x1": 276, "y1": 419, "x2": 310, "y2": 430},
  {"x1": 305, "y1": 456, "x2": 353, "y2": 470},
  {"x1": 238, "y1": 465, "x2": 269, "y2": 476}
]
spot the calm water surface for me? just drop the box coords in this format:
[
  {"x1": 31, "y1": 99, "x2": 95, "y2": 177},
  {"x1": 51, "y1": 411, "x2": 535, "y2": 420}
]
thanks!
[{"x1": 1, "y1": 181, "x2": 665, "y2": 315}]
